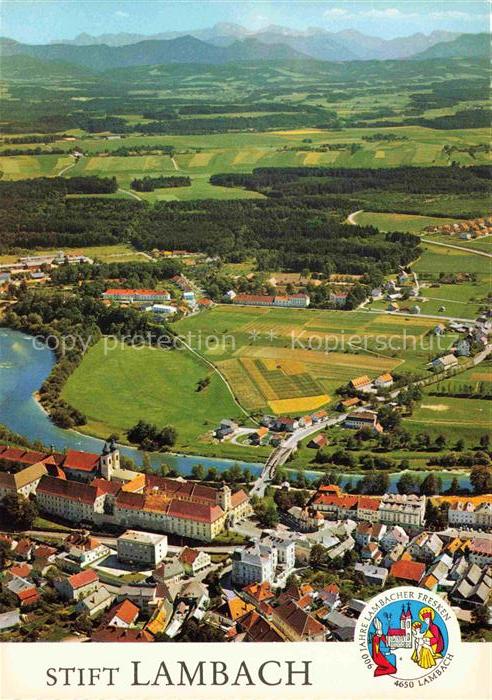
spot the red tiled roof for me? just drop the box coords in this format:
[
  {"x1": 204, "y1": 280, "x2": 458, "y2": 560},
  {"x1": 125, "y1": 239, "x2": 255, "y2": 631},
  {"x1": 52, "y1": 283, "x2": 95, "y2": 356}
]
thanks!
[
  {"x1": 273, "y1": 600, "x2": 325, "y2": 639},
  {"x1": 14, "y1": 539, "x2": 32, "y2": 556},
  {"x1": 116, "y1": 491, "x2": 146, "y2": 510},
  {"x1": 17, "y1": 588, "x2": 39, "y2": 605},
  {"x1": 179, "y1": 547, "x2": 200, "y2": 565},
  {"x1": 91, "y1": 478, "x2": 121, "y2": 495},
  {"x1": 10, "y1": 563, "x2": 32, "y2": 578},
  {"x1": 233, "y1": 294, "x2": 275, "y2": 304},
  {"x1": 37, "y1": 475, "x2": 100, "y2": 505},
  {"x1": 33, "y1": 545, "x2": 57, "y2": 559},
  {"x1": 231, "y1": 489, "x2": 249, "y2": 508},
  {"x1": 103, "y1": 288, "x2": 169, "y2": 296},
  {"x1": 167, "y1": 499, "x2": 224, "y2": 524},
  {"x1": 109, "y1": 599, "x2": 140, "y2": 626},
  {"x1": 92, "y1": 627, "x2": 153, "y2": 643},
  {"x1": 62, "y1": 449, "x2": 100, "y2": 473},
  {"x1": 390, "y1": 560, "x2": 426, "y2": 583},
  {"x1": 68, "y1": 569, "x2": 99, "y2": 590},
  {"x1": 358, "y1": 497, "x2": 381, "y2": 511},
  {"x1": 242, "y1": 581, "x2": 274, "y2": 602}
]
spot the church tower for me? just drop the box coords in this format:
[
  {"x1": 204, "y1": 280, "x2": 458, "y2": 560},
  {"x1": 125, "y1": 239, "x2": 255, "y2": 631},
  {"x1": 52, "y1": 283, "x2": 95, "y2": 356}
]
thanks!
[
  {"x1": 217, "y1": 484, "x2": 232, "y2": 512},
  {"x1": 100, "y1": 439, "x2": 120, "y2": 481}
]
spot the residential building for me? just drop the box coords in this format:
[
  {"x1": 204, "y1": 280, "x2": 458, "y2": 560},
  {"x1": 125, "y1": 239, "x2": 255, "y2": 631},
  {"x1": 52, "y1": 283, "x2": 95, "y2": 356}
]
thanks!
[
  {"x1": 55, "y1": 569, "x2": 99, "y2": 601},
  {"x1": 350, "y1": 375, "x2": 373, "y2": 392},
  {"x1": 432, "y1": 354, "x2": 458, "y2": 372},
  {"x1": 378, "y1": 494, "x2": 426, "y2": 528},
  {"x1": 75, "y1": 584, "x2": 114, "y2": 617},
  {"x1": 354, "y1": 563, "x2": 388, "y2": 588},
  {"x1": 374, "y1": 373, "x2": 394, "y2": 390},
  {"x1": 106, "y1": 599, "x2": 140, "y2": 628},
  {"x1": 232, "y1": 544, "x2": 276, "y2": 587},
  {"x1": 63, "y1": 532, "x2": 109, "y2": 567},
  {"x1": 117, "y1": 530, "x2": 168, "y2": 566},
  {"x1": 390, "y1": 560, "x2": 426, "y2": 584},
  {"x1": 178, "y1": 547, "x2": 211, "y2": 575},
  {"x1": 469, "y1": 537, "x2": 492, "y2": 566},
  {"x1": 271, "y1": 600, "x2": 325, "y2": 642},
  {"x1": 409, "y1": 532, "x2": 443, "y2": 563},
  {"x1": 450, "y1": 564, "x2": 491, "y2": 608},
  {"x1": 344, "y1": 410, "x2": 383, "y2": 433},
  {"x1": 329, "y1": 292, "x2": 348, "y2": 308}
]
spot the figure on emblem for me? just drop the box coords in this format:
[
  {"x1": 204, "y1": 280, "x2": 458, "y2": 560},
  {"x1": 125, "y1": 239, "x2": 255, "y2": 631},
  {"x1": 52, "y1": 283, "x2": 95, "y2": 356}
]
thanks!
[{"x1": 370, "y1": 617, "x2": 397, "y2": 677}]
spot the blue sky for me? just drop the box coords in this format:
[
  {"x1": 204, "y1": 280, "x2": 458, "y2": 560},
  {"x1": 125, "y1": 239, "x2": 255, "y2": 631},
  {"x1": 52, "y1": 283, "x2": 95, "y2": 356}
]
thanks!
[{"x1": 2, "y1": 1, "x2": 489, "y2": 43}]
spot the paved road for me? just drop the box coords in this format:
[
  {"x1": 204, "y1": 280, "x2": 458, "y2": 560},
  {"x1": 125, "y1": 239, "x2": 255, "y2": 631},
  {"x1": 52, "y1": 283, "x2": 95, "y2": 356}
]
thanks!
[
  {"x1": 421, "y1": 237, "x2": 492, "y2": 258},
  {"x1": 250, "y1": 413, "x2": 347, "y2": 497}
]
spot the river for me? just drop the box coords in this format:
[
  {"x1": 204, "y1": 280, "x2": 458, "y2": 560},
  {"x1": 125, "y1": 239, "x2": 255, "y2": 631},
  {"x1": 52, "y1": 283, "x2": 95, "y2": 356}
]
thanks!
[{"x1": 0, "y1": 328, "x2": 472, "y2": 492}]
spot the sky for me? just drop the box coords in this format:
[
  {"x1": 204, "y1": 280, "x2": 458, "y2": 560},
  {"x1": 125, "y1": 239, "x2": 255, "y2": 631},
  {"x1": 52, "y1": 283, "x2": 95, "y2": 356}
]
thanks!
[{"x1": 1, "y1": 0, "x2": 490, "y2": 44}]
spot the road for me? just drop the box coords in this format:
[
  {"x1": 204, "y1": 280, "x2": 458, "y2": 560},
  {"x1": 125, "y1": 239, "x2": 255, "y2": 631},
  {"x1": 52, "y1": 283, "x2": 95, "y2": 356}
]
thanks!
[
  {"x1": 118, "y1": 187, "x2": 142, "y2": 201},
  {"x1": 250, "y1": 413, "x2": 347, "y2": 497},
  {"x1": 421, "y1": 237, "x2": 492, "y2": 258},
  {"x1": 177, "y1": 337, "x2": 256, "y2": 422},
  {"x1": 57, "y1": 157, "x2": 77, "y2": 177},
  {"x1": 346, "y1": 209, "x2": 363, "y2": 225}
]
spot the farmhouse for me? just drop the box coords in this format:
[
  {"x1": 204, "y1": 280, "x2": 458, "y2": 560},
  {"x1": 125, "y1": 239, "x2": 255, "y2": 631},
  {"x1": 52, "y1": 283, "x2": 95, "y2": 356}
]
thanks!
[
  {"x1": 374, "y1": 373, "x2": 394, "y2": 390},
  {"x1": 307, "y1": 434, "x2": 327, "y2": 449},
  {"x1": 432, "y1": 354, "x2": 458, "y2": 371},
  {"x1": 350, "y1": 375, "x2": 373, "y2": 392},
  {"x1": 344, "y1": 410, "x2": 383, "y2": 434}
]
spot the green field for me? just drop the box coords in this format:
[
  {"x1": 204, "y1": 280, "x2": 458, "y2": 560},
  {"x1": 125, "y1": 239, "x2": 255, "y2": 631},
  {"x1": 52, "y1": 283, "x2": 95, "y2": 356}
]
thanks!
[
  {"x1": 413, "y1": 242, "x2": 489, "y2": 275},
  {"x1": 174, "y1": 305, "x2": 446, "y2": 413},
  {"x1": 0, "y1": 243, "x2": 145, "y2": 264},
  {"x1": 61, "y1": 340, "x2": 246, "y2": 446},
  {"x1": 352, "y1": 211, "x2": 461, "y2": 234}
]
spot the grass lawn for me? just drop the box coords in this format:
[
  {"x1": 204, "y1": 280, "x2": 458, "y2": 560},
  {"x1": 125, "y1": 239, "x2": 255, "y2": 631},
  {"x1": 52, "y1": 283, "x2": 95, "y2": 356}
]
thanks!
[
  {"x1": 403, "y1": 394, "x2": 491, "y2": 445},
  {"x1": 33, "y1": 516, "x2": 72, "y2": 532},
  {"x1": 0, "y1": 243, "x2": 143, "y2": 264},
  {"x1": 413, "y1": 243, "x2": 488, "y2": 276},
  {"x1": 61, "y1": 339, "x2": 247, "y2": 447}
]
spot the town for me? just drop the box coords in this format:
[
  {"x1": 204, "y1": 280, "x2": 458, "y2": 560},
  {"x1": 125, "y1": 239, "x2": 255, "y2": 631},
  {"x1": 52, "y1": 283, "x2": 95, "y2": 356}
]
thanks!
[{"x1": 0, "y1": 437, "x2": 490, "y2": 643}]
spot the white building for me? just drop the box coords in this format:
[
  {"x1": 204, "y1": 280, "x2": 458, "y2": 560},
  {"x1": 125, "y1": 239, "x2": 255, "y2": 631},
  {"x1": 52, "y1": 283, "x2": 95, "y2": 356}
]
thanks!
[
  {"x1": 261, "y1": 535, "x2": 296, "y2": 572},
  {"x1": 378, "y1": 494, "x2": 426, "y2": 528},
  {"x1": 117, "y1": 530, "x2": 168, "y2": 567},
  {"x1": 231, "y1": 544, "x2": 276, "y2": 587}
]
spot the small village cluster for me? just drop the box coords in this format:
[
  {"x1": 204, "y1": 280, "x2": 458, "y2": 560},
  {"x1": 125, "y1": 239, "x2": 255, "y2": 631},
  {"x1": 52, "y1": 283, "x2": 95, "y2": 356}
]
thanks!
[
  {"x1": 0, "y1": 441, "x2": 490, "y2": 643},
  {"x1": 0, "y1": 250, "x2": 94, "y2": 287},
  {"x1": 424, "y1": 215, "x2": 492, "y2": 240},
  {"x1": 101, "y1": 273, "x2": 203, "y2": 317}
]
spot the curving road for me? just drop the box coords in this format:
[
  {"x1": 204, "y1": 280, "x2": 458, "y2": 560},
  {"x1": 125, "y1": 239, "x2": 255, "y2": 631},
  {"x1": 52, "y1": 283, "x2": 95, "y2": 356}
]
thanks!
[{"x1": 421, "y1": 237, "x2": 492, "y2": 258}]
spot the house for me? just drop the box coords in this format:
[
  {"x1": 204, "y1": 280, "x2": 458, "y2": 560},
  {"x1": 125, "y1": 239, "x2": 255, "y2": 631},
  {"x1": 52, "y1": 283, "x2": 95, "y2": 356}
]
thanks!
[
  {"x1": 433, "y1": 324, "x2": 446, "y2": 336},
  {"x1": 240, "y1": 611, "x2": 284, "y2": 642},
  {"x1": 374, "y1": 373, "x2": 394, "y2": 390},
  {"x1": 0, "y1": 610, "x2": 21, "y2": 632},
  {"x1": 54, "y1": 569, "x2": 99, "y2": 601},
  {"x1": 312, "y1": 410, "x2": 328, "y2": 423},
  {"x1": 63, "y1": 532, "x2": 109, "y2": 567},
  {"x1": 344, "y1": 410, "x2": 383, "y2": 434},
  {"x1": 308, "y1": 434, "x2": 327, "y2": 449},
  {"x1": 350, "y1": 375, "x2": 373, "y2": 392},
  {"x1": 432, "y1": 354, "x2": 458, "y2": 372},
  {"x1": 409, "y1": 532, "x2": 443, "y2": 563},
  {"x1": 178, "y1": 547, "x2": 211, "y2": 576},
  {"x1": 251, "y1": 426, "x2": 269, "y2": 444},
  {"x1": 329, "y1": 292, "x2": 348, "y2": 308},
  {"x1": 468, "y1": 537, "x2": 492, "y2": 566},
  {"x1": 271, "y1": 600, "x2": 325, "y2": 642},
  {"x1": 455, "y1": 339, "x2": 471, "y2": 357},
  {"x1": 387, "y1": 302, "x2": 399, "y2": 312},
  {"x1": 272, "y1": 417, "x2": 299, "y2": 432},
  {"x1": 106, "y1": 599, "x2": 140, "y2": 628},
  {"x1": 380, "y1": 526, "x2": 409, "y2": 552},
  {"x1": 450, "y1": 563, "x2": 492, "y2": 608},
  {"x1": 224, "y1": 290, "x2": 236, "y2": 301},
  {"x1": 91, "y1": 628, "x2": 154, "y2": 643},
  {"x1": 354, "y1": 563, "x2": 388, "y2": 588},
  {"x1": 7, "y1": 579, "x2": 40, "y2": 608},
  {"x1": 339, "y1": 397, "x2": 361, "y2": 411},
  {"x1": 284, "y1": 506, "x2": 324, "y2": 533},
  {"x1": 324, "y1": 611, "x2": 356, "y2": 641},
  {"x1": 390, "y1": 559, "x2": 426, "y2": 584},
  {"x1": 152, "y1": 559, "x2": 185, "y2": 584},
  {"x1": 378, "y1": 493, "x2": 426, "y2": 528},
  {"x1": 232, "y1": 544, "x2": 276, "y2": 586},
  {"x1": 75, "y1": 584, "x2": 114, "y2": 617},
  {"x1": 241, "y1": 581, "x2": 275, "y2": 609},
  {"x1": 117, "y1": 530, "x2": 168, "y2": 567}
]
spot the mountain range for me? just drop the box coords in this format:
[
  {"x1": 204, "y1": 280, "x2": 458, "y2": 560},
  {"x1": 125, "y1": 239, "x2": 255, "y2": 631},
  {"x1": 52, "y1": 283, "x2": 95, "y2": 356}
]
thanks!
[{"x1": 0, "y1": 27, "x2": 488, "y2": 72}]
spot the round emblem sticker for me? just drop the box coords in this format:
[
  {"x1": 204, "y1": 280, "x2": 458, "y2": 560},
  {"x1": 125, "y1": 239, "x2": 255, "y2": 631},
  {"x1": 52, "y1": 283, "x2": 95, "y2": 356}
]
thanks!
[{"x1": 355, "y1": 586, "x2": 460, "y2": 689}]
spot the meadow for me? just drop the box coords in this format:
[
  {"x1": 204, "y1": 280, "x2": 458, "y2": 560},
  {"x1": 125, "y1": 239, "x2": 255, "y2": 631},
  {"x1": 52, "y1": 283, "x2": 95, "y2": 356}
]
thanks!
[
  {"x1": 351, "y1": 211, "x2": 460, "y2": 234},
  {"x1": 61, "y1": 339, "x2": 245, "y2": 446}
]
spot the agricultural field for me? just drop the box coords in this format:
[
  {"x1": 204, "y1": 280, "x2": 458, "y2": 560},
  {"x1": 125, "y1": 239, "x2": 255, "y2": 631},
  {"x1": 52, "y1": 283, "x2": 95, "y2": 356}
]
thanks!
[
  {"x1": 61, "y1": 339, "x2": 245, "y2": 446},
  {"x1": 413, "y1": 242, "x2": 489, "y2": 276},
  {"x1": 351, "y1": 211, "x2": 461, "y2": 234},
  {"x1": 174, "y1": 305, "x2": 444, "y2": 414},
  {"x1": 403, "y1": 394, "x2": 491, "y2": 445}
]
